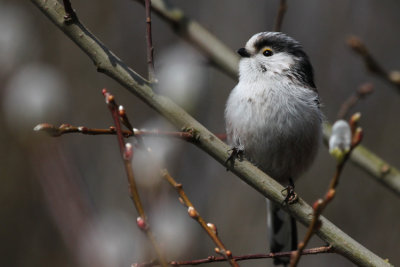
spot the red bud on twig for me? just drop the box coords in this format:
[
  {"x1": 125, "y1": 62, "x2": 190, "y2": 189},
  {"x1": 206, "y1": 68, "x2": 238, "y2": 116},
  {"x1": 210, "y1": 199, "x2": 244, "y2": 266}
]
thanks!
[
  {"x1": 119, "y1": 105, "x2": 126, "y2": 116},
  {"x1": 124, "y1": 143, "x2": 133, "y2": 160},
  {"x1": 207, "y1": 223, "x2": 218, "y2": 235},
  {"x1": 188, "y1": 206, "x2": 199, "y2": 218},
  {"x1": 137, "y1": 216, "x2": 147, "y2": 231},
  {"x1": 352, "y1": 127, "x2": 363, "y2": 148},
  {"x1": 325, "y1": 189, "x2": 336, "y2": 202}
]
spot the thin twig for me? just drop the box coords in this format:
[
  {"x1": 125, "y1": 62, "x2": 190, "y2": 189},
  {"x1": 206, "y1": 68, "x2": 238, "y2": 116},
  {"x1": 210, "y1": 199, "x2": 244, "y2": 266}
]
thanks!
[
  {"x1": 161, "y1": 169, "x2": 239, "y2": 267},
  {"x1": 290, "y1": 114, "x2": 363, "y2": 267},
  {"x1": 347, "y1": 36, "x2": 400, "y2": 93},
  {"x1": 118, "y1": 105, "x2": 135, "y2": 133},
  {"x1": 102, "y1": 89, "x2": 168, "y2": 267},
  {"x1": 133, "y1": 246, "x2": 333, "y2": 266},
  {"x1": 337, "y1": 83, "x2": 374, "y2": 120},
  {"x1": 145, "y1": 0, "x2": 156, "y2": 82},
  {"x1": 33, "y1": 123, "x2": 195, "y2": 141},
  {"x1": 274, "y1": 0, "x2": 287, "y2": 32},
  {"x1": 31, "y1": 1, "x2": 394, "y2": 265},
  {"x1": 134, "y1": 0, "x2": 239, "y2": 80}
]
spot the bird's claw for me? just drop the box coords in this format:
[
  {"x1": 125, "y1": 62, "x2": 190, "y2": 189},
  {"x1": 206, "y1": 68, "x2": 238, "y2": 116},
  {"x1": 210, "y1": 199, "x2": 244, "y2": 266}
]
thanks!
[
  {"x1": 225, "y1": 147, "x2": 244, "y2": 171},
  {"x1": 281, "y1": 185, "x2": 298, "y2": 205}
]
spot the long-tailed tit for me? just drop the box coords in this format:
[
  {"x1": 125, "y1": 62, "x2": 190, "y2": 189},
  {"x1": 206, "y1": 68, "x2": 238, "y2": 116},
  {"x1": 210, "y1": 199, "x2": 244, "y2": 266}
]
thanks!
[{"x1": 225, "y1": 32, "x2": 322, "y2": 266}]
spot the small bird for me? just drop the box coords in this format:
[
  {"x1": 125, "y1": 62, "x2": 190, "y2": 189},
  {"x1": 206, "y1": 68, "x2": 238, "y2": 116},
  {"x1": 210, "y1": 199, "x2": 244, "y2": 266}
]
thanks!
[{"x1": 225, "y1": 32, "x2": 322, "y2": 266}]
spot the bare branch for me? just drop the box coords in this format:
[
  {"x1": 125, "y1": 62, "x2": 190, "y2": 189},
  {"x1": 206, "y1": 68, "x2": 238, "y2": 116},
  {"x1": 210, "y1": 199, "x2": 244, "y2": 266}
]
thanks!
[
  {"x1": 348, "y1": 36, "x2": 400, "y2": 93},
  {"x1": 161, "y1": 170, "x2": 239, "y2": 267},
  {"x1": 30, "y1": 1, "x2": 393, "y2": 266},
  {"x1": 133, "y1": 246, "x2": 333, "y2": 266},
  {"x1": 103, "y1": 89, "x2": 168, "y2": 267},
  {"x1": 34, "y1": 123, "x2": 196, "y2": 141}
]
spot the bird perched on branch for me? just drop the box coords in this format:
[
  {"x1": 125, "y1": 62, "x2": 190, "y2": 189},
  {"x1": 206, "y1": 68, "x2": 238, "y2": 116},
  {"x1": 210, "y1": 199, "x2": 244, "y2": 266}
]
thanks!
[{"x1": 225, "y1": 32, "x2": 322, "y2": 266}]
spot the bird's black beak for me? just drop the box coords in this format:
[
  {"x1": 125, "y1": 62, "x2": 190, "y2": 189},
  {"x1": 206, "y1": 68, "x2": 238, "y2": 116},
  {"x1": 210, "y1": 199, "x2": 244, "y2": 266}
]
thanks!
[{"x1": 237, "y1": 48, "x2": 250, "y2": 58}]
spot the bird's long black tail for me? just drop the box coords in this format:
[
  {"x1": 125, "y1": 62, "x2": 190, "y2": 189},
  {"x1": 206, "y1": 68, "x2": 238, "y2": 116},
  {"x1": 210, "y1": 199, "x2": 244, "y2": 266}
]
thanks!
[{"x1": 266, "y1": 199, "x2": 298, "y2": 266}]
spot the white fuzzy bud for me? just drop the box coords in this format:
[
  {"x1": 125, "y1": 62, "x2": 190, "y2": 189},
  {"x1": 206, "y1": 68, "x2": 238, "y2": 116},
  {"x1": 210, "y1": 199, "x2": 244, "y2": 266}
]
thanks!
[{"x1": 329, "y1": 120, "x2": 351, "y2": 162}]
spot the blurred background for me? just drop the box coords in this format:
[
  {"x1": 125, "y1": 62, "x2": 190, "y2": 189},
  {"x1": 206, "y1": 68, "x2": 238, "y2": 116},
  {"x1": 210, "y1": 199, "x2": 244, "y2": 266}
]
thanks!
[{"x1": 1, "y1": 0, "x2": 399, "y2": 266}]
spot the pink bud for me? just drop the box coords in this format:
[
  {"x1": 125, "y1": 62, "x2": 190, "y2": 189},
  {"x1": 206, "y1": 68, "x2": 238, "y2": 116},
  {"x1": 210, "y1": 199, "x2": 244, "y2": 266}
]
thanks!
[
  {"x1": 325, "y1": 189, "x2": 336, "y2": 202},
  {"x1": 136, "y1": 216, "x2": 147, "y2": 230},
  {"x1": 124, "y1": 143, "x2": 133, "y2": 160},
  {"x1": 351, "y1": 127, "x2": 363, "y2": 147},
  {"x1": 188, "y1": 206, "x2": 198, "y2": 218},
  {"x1": 312, "y1": 199, "x2": 323, "y2": 213},
  {"x1": 106, "y1": 94, "x2": 114, "y2": 104},
  {"x1": 118, "y1": 105, "x2": 126, "y2": 116},
  {"x1": 78, "y1": 126, "x2": 88, "y2": 133},
  {"x1": 207, "y1": 223, "x2": 217, "y2": 235}
]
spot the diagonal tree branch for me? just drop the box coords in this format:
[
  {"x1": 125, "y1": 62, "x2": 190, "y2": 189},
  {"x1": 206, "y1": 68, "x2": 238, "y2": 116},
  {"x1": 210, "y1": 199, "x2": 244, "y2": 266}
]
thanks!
[
  {"x1": 31, "y1": 0, "x2": 393, "y2": 266},
  {"x1": 137, "y1": 0, "x2": 400, "y2": 198}
]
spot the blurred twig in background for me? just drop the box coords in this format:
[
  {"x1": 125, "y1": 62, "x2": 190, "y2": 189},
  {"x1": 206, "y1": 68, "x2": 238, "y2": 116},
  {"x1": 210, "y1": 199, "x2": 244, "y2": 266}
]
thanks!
[
  {"x1": 274, "y1": 0, "x2": 287, "y2": 32},
  {"x1": 337, "y1": 83, "x2": 374, "y2": 120},
  {"x1": 31, "y1": 143, "x2": 99, "y2": 266},
  {"x1": 348, "y1": 36, "x2": 400, "y2": 93}
]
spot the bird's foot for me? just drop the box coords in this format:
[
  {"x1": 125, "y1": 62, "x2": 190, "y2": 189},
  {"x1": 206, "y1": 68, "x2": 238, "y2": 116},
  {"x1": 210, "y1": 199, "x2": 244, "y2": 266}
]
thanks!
[
  {"x1": 281, "y1": 178, "x2": 298, "y2": 205},
  {"x1": 225, "y1": 146, "x2": 244, "y2": 171},
  {"x1": 281, "y1": 186, "x2": 298, "y2": 205}
]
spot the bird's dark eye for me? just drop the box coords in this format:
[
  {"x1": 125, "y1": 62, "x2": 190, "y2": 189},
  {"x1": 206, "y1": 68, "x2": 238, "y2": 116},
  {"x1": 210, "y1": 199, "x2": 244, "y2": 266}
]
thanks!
[{"x1": 262, "y1": 48, "x2": 273, "y2": 57}]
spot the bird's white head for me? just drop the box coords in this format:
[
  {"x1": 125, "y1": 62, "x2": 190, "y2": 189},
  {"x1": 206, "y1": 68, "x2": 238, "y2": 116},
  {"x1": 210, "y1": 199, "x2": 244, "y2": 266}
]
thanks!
[{"x1": 237, "y1": 32, "x2": 315, "y2": 89}]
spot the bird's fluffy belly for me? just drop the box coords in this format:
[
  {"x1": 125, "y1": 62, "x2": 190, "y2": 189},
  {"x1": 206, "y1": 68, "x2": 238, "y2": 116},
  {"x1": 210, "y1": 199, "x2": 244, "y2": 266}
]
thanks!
[{"x1": 225, "y1": 83, "x2": 321, "y2": 183}]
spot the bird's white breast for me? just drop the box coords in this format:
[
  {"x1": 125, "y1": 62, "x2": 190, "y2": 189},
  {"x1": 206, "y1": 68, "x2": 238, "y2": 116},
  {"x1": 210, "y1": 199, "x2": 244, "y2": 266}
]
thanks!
[{"x1": 225, "y1": 77, "x2": 322, "y2": 183}]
